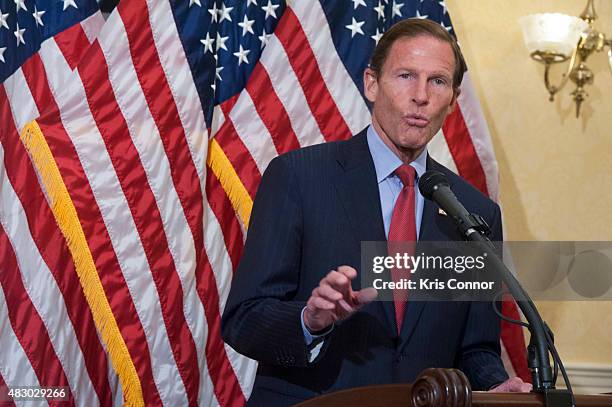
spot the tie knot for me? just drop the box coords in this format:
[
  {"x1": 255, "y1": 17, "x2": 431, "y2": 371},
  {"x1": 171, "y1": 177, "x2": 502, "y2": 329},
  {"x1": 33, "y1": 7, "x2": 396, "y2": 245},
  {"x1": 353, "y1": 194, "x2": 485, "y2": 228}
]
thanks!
[{"x1": 394, "y1": 164, "x2": 416, "y2": 187}]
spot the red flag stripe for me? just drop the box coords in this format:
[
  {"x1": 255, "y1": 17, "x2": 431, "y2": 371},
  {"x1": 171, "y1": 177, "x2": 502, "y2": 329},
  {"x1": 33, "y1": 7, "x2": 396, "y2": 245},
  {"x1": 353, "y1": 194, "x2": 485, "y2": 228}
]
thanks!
[
  {"x1": 194, "y1": 249, "x2": 247, "y2": 407},
  {"x1": 213, "y1": 119, "x2": 263, "y2": 199},
  {"x1": 0, "y1": 371, "x2": 16, "y2": 407},
  {"x1": 116, "y1": 1, "x2": 246, "y2": 402},
  {"x1": 274, "y1": 8, "x2": 352, "y2": 142},
  {"x1": 442, "y1": 106, "x2": 489, "y2": 195},
  {"x1": 205, "y1": 171, "x2": 245, "y2": 272},
  {"x1": 501, "y1": 299, "x2": 531, "y2": 381},
  {"x1": 53, "y1": 22, "x2": 93, "y2": 71},
  {"x1": 246, "y1": 63, "x2": 301, "y2": 155},
  {"x1": 18, "y1": 55, "x2": 116, "y2": 407},
  {"x1": 76, "y1": 41, "x2": 200, "y2": 405}
]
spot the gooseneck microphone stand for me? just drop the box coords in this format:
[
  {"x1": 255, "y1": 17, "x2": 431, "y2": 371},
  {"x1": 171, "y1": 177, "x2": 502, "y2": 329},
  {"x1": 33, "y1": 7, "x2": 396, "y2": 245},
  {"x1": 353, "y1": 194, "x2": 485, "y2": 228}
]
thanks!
[{"x1": 419, "y1": 170, "x2": 574, "y2": 407}]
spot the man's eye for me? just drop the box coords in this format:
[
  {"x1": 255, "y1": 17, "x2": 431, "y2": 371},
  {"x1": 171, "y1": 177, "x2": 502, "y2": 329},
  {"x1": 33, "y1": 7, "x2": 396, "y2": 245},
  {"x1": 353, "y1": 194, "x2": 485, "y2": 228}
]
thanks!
[
  {"x1": 432, "y1": 78, "x2": 448, "y2": 86},
  {"x1": 399, "y1": 73, "x2": 413, "y2": 79}
]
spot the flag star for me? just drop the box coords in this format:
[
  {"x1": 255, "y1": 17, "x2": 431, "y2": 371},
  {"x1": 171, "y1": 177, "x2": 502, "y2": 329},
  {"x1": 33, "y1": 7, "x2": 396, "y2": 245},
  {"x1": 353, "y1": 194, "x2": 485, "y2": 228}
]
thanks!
[
  {"x1": 392, "y1": 1, "x2": 403, "y2": 18},
  {"x1": 0, "y1": 47, "x2": 6, "y2": 63},
  {"x1": 373, "y1": 1, "x2": 385, "y2": 20},
  {"x1": 352, "y1": 0, "x2": 366, "y2": 9},
  {"x1": 258, "y1": 29, "x2": 272, "y2": 49},
  {"x1": 238, "y1": 14, "x2": 255, "y2": 36},
  {"x1": 415, "y1": 10, "x2": 428, "y2": 19},
  {"x1": 261, "y1": 0, "x2": 279, "y2": 20},
  {"x1": 200, "y1": 32, "x2": 215, "y2": 53},
  {"x1": 438, "y1": 0, "x2": 448, "y2": 15},
  {"x1": 0, "y1": 10, "x2": 9, "y2": 30},
  {"x1": 371, "y1": 28, "x2": 383, "y2": 44},
  {"x1": 32, "y1": 6, "x2": 46, "y2": 27},
  {"x1": 345, "y1": 17, "x2": 365, "y2": 38},
  {"x1": 14, "y1": 22, "x2": 25, "y2": 46},
  {"x1": 233, "y1": 44, "x2": 250, "y2": 65},
  {"x1": 247, "y1": 0, "x2": 258, "y2": 6},
  {"x1": 218, "y1": 3, "x2": 233, "y2": 23},
  {"x1": 14, "y1": 0, "x2": 27, "y2": 12},
  {"x1": 216, "y1": 32, "x2": 228, "y2": 51},
  {"x1": 62, "y1": 0, "x2": 78, "y2": 11},
  {"x1": 441, "y1": 21, "x2": 452, "y2": 32},
  {"x1": 189, "y1": 0, "x2": 201, "y2": 7},
  {"x1": 208, "y1": 3, "x2": 218, "y2": 22},
  {"x1": 215, "y1": 65, "x2": 223, "y2": 81}
]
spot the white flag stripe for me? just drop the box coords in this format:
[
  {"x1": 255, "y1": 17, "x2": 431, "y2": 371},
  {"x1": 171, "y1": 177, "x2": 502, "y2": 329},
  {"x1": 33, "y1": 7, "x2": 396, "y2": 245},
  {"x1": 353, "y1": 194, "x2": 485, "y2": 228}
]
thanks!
[
  {"x1": 289, "y1": 1, "x2": 370, "y2": 135},
  {"x1": 3, "y1": 68, "x2": 39, "y2": 132},
  {"x1": 260, "y1": 37, "x2": 326, "y2": 148},
  {"x1": 457, "y1": 73, "x2": 499, "y2": 200},
  {"x1": 53, "y1": 69, "x2": 185, "y2": 405},
  {"x1": 203, "y1": 199, "x2": 258, "y2": 400},
  {"x1": 99, "y1": 13, "x2": 211, "y2": 406},
  {"x1": 146, "y1": 0, "x2": 209, "y2": 187},
  {"x1": 80, "y1": 12, "x2": 106, "y2": 44},
  {"x1": 229, "y1": 90, "x2": 278, "y2": 174},
  {"x1": 38, "y1": 39, "x2": 80, "y2": 111},
  {"x1": 429, "y1": 129, "x2": 459, "y2": 174}
]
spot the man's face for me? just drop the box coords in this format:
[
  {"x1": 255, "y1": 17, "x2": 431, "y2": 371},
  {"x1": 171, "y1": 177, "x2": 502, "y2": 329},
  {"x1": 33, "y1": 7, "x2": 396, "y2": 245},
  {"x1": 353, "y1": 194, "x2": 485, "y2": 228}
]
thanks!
[{"x1": 364, "y1": 35, "x2": 458, "y2": 161}]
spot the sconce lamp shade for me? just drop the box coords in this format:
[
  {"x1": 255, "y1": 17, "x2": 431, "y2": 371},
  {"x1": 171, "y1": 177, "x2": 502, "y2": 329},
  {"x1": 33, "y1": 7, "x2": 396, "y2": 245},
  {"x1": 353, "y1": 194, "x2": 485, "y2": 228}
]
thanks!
[{"x1": 519, "y1": 13, "x2": 588, "y2": 57}]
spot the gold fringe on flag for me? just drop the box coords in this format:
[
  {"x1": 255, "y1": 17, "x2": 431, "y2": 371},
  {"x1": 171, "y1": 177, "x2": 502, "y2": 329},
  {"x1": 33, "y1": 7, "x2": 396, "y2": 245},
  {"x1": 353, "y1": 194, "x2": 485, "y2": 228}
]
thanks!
[
  {"x1": 207, "y1": 138, "x2": 254, "y2": 228},
  {"x1": 20, "y1": 120, "x2": 144, "y2": 407}
]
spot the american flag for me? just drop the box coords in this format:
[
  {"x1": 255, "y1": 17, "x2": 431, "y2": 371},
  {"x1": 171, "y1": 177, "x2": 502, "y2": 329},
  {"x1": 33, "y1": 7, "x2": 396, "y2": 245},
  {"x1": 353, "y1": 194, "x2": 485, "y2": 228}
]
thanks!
[{"x1": 0, "y1": 0, "x2": 528, "y2": 406}]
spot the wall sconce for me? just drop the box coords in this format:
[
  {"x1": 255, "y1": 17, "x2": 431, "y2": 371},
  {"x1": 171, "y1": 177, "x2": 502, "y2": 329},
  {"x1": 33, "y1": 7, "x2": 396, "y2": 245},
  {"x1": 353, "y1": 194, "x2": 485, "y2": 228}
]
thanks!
[{"x1": 519, "y1": 0, "x2": 611, "y2": 117}]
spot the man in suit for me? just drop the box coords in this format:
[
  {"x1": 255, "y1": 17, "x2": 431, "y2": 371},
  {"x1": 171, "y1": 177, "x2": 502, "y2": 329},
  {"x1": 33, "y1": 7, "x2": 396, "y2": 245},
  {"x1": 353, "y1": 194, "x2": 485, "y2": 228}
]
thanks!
[{"x1": 222, "y1": 18, "x2": 530, "y2": 405}]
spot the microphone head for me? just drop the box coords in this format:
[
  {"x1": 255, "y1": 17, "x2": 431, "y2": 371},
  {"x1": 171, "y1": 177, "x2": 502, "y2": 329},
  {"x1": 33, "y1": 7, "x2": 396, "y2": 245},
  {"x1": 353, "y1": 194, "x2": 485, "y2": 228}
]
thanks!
[{"x1": 418, "y1": 170, "x2": 449, "y2": 200}]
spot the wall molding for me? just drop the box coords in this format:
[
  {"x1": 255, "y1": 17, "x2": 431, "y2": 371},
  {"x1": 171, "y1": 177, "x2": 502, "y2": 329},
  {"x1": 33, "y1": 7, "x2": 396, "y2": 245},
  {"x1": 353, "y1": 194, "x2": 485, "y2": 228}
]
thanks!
[{"x1": 560, "y1": 363, "x2": 612, "y2": 394}]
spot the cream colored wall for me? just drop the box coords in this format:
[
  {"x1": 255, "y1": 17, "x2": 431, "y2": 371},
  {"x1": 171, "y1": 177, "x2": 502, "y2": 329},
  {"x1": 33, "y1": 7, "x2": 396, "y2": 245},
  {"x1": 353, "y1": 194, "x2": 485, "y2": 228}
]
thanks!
[{"x1": 446, "y1": 0, "x2": 612, "y2": 366}]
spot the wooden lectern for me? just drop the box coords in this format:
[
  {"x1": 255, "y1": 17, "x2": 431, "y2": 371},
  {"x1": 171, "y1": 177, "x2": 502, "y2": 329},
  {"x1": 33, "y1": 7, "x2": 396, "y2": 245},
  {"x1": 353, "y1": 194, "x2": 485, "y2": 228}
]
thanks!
[{"x1": 295, "y1": 368, "x2": 612, "y2": 407}]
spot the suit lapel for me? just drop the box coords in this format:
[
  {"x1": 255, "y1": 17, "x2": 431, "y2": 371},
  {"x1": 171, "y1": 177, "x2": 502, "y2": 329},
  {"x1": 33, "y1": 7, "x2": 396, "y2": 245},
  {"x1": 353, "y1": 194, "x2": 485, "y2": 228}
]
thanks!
[{"x1": 332, "y1": 131, "x2": 396, "y2": 333}]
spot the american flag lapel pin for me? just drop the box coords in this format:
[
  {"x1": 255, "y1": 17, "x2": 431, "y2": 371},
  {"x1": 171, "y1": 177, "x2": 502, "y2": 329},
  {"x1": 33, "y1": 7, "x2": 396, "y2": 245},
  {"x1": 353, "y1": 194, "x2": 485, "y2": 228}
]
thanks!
[{"x1": 438, "y1": 208, "x2": 447, "y2": 216}]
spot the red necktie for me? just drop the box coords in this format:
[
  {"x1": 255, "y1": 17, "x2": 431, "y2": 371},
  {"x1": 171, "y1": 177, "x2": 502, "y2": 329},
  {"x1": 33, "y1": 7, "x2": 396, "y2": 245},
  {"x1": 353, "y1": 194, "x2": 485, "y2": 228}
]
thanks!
[{"x1": 387, "y1": 164, "x2": 416, "y2": 334}]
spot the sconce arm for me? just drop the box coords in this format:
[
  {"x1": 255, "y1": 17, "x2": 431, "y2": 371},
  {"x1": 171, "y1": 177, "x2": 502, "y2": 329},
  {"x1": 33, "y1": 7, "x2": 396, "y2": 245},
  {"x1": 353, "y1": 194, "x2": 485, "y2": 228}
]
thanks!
[{"x1": 541, "y1": 46, "x2": 580, "y2": 101}]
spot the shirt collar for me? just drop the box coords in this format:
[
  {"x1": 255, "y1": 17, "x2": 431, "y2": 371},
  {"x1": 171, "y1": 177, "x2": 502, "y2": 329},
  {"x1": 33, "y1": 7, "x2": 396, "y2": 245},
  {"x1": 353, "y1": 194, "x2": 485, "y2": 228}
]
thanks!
[{"x1": 366, "y1": 125, "x2": 428, "y2": 184}]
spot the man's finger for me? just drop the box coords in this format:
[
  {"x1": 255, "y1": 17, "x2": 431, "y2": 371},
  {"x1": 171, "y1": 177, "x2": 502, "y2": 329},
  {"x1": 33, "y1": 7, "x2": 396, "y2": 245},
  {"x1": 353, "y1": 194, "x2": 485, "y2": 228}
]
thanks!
[
  {"x1": 309, "y1": 296, "x2": 335, "y2": 311},
  {"x1": 337, "y1": 265, "x2": 357, "y2": 280},
  {"x1": 315, "y1": 285, "x2": 343, "y2": 302},
  {"x1": 354, "y1": 287, "x2": 378, "y2": 305}
]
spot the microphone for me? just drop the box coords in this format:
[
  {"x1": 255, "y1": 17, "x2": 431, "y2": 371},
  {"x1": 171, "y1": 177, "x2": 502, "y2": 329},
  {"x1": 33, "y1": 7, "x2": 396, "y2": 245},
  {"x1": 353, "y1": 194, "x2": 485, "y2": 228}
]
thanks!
[
  {"x1": 418, "y1": 170, "x2": 490, "y2": 240},
  {"x1": 418, "y1": 169, "x2": 566, "y2": 401}
]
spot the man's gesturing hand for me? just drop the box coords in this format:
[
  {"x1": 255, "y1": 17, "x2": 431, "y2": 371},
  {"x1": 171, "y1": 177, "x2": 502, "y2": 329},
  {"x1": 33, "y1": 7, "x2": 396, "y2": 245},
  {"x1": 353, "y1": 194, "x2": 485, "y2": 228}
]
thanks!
[{"x1": 303, "y1": 266, "x2": 378, "y2": 333}]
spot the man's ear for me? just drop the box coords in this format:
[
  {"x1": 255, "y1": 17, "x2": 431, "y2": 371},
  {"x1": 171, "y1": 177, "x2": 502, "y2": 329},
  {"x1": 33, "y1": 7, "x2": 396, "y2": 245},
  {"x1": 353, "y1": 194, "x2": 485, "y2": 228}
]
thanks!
[
  {"x1": 448, "y1": 87, "x2": 460, "y2": 113},
  {"x1": 363, "y1": 67, "x2": 378, "y2": 103}
]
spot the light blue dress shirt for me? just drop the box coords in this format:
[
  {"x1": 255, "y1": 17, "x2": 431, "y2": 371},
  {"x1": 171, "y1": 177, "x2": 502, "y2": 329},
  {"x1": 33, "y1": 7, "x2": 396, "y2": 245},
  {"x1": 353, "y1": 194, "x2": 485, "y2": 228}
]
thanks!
[{"x1": 302, "y1": 125, "x2": 429, "y2": 355}]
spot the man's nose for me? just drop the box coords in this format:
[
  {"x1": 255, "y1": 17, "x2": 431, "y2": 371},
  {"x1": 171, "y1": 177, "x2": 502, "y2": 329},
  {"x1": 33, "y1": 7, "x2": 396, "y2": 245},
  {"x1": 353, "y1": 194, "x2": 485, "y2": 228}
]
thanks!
[{"x1": 411, "y1": 79, "x2": 429, "y2": 106}]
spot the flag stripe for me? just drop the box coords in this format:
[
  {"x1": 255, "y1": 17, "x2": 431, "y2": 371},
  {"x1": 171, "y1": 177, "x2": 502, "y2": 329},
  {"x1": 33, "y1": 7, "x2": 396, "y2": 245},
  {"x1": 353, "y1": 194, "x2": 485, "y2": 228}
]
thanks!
[
  {"x1": 77, "y1": 40, "x2": 197, "y2": 405},
  {"x1": 2, "y1": 69, "x2": 39, "y2": 132},
  {"x1": 0, "y1": 370, "x2": 16, "y2": 407},
  {"x1": 229, "y1": 91, "x2": 278, "y2": 175},
  {"x1": 442, "y1": 105, "x2": 489, "y2": 195},
  {"x1": 246, "y1": 63, "x2": 301, "y2": 154},
  {"x1": 0, "y1": 177, "x2": 72, "y2": 405},
  {"x1": 206, "y1": 172, "x2": 245, "y2": 272},
  {"x1": 213, "y1": 120, "x2": 262, "y2": 199},
  {"x1": 0, "y1": 268, "x2": 40, "y2": 401},
  {"x1": 54, "y1": 21, "x2": 93, "y2": 71},
  {"x1": 274, "y1": 8, "x2": 352, "y2": 142},
  {"x1": 259, "y1": 39, "x2": 325, "y2": 148}
]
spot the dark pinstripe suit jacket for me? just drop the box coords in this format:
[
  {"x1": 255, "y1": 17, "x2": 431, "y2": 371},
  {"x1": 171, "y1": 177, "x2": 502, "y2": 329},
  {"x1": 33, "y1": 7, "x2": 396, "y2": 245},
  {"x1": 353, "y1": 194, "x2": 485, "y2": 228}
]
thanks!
[{"x1": 221, "y1": 129, "x2": 508, "y2": 406}]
